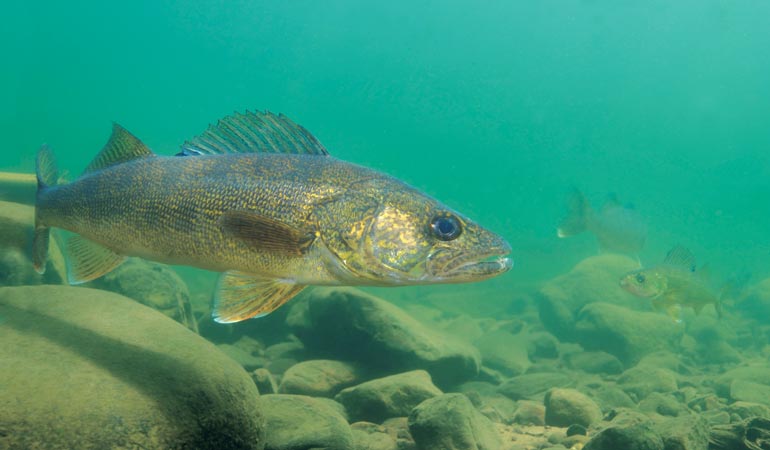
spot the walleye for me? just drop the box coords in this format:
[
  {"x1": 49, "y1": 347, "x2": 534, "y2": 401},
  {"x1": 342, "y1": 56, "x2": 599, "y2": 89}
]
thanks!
[
  {"x1": 619, "y1": 246, "x2": 720, "y2": 321},
  {"x1": 33, "y1": 111, "x2": 512, "y2": 322},
  {"x1": 557, "y1": 189, "x2": 647, "y2": 254}
]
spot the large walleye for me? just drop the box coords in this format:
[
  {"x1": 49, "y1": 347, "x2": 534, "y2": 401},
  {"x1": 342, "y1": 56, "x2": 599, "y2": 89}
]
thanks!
[{"x1": 33, "y1": 111, "x2": 512, "y2": 322}]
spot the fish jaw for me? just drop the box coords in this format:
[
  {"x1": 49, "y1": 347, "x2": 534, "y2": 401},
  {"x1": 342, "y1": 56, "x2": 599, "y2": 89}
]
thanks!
[{"x1": 425, "y1": 238, "x2": 513, "y2": 283}]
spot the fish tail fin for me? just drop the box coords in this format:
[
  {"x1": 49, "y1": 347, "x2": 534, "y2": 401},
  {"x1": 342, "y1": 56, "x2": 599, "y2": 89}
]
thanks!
[
  {"x1": 33, "y1": 144, "x2": 59, "y2": 274},
  {"x1": 557, "y1": 188, "x2": 592, "y2": 238}
]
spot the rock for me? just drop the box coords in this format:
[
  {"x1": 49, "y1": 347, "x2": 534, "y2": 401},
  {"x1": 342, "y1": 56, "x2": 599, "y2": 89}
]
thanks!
[
  {"x1": 278, "y1": 359, "x2": 363, "y2": 397},
  {"x1": 729, "y1": 379, "x2": 770, "y2": 406},
  {"x1": 0, "y1": 200, "x2": 66, "y2": 285},
  {"x1": 259, "y1": 394, "x2": 353, "y2": 450},
  {"x1": 715, "y1": 365, "x2": 770, "y2": 399},
  {"x1": 638, "y1": 393, "x2": 687, "y2": 417},
  {"x1": 726, "y1": 401, "x2": 770, "y2": 420},
  {"x1": 537, "y1": 254, "x2": 641, "y2": 341},
  {"x1": 0, "y1": 285, "x2": 264, "y2": 449},
  {"x1": 264, "y1": 340, "x2": 305, "y2": 360},
  {"x1": 618, "y1": 365, "x2": 678, "y2": 401},
  {"x1": 513, "y1": 400, "x2": 546, "y2": 425},
  {"x1": 251, "y1": 368, "x2": 278, "y2": 394},
  {"x1": 498, "y1": 372, "x2": 573, "y2": 401},
  {"x1": 591, "y1": 385, "x2": 637, "y2": 410},
  {"x1": 408, "y1": 393, "x2": 502, "y2": 450},
  {"x1": 478, "y1": 395, "x2": 518, "y2": 424},
  {"x1": 544, "y1": 388, "x2": 603, "y2": 427},
  {"x1": 335, "y1": 370, "x2": 442, "y2": 423},
  {"x1": 382, "y1": 417, "x2": 416, "y2": 450},
  {"x1": 584, "y1": 422, "x2": 664, "y2": 450},
  {"x1": 351, "y1": 422, "x2": 398, "y2": 450},
  {"x1": 87, "y1": 259, "x2": 197, "y2": 331},
  {"x1": 527, "y1": 331, "x2": 560, "y2": 360},
  {"x1": 566, "y1": 351, "x2": 624, "y2": 374},
  {"x1": 575, "y1": 303, "x2": 684, "y2": 365},
  {"x1": 287, "y1": 287, "x2": 480, "y2": 387},
  {"x1": 474, "y1": 330, "x2": 531, "y2": 376},
  {"x1": 218, "y1": 343, "x2": 268, "y2": 371},
  {"x1": 654, "y1": 414, "x2": 710, "y2": 450}
]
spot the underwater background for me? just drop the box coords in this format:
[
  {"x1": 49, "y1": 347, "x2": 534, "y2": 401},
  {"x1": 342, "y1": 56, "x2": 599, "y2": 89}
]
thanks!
[{"x1": 2, "y1": 1, "x2": 770, "y2": 449}]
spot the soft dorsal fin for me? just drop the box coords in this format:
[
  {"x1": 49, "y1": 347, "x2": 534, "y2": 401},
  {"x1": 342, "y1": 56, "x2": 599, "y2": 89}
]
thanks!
[
  {"x1": 664, "y1": 246, "x2": 696, "y2": 272},
  {"x1": 180, "y1": 110, "x2": 329, "y2": 156},
  {"x1": 83, "y1": 123, "x2": 155, "y2": 174}
]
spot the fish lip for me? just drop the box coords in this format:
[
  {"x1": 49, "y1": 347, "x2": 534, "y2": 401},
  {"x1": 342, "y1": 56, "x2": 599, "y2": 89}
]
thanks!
[{"x1": 432, "y1": 247, "x2": 514, "y2": 281}]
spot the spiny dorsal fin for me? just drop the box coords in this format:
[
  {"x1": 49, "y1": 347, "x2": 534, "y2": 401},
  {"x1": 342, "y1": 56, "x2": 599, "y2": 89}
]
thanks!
[
  {"x1": 180, "y1": 111, "x2": 329, "y2": 156},
  {"x1": 664, "y1": 246, "x2": 696, "y2": 272},
  {"x1": 219, "y1": 210, "x2": 316, "y2": 256},
  {"x1": 65, "y1": 235, "x2": 126, "y2": 284},
  {"x1": 213, "y1": 272, "x2": 305, "y2": 323},
  {"x1": 83, "y1": 123, "x2": 155, "y2": 174}
]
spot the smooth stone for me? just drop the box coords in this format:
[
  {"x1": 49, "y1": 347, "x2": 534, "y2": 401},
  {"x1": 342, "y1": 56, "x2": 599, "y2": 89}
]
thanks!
[
  {"x1": 575, "y1": 303, "x2": 684, "y2": 365},
  {"x1": 251, "y1": 368, "x2": 278, "y2": 394},
  {"x1": 408, "y1": 393, "x2": 502, "y2": 450},
  {"x1": 617, "y1": 365, "x2": 679, "y2": 401},
  {"x1": 287, "y1": 287, "x2": 481, "y2": 387},
  {"x1": 473, "y1": 329, "x2": 531, "y2": 376},
  {"x1": 729, "y1": 379, "x2": 770, "y2": 406},
  {"x1": 335, "y1": 370, "x2": 442, "y2": 423},
  {"x1": 715, "y1": 365, "x2": 770, "y2": 398},
  {"x1": 537, "y1": 254, "x2": 642, "y2": 341},
  {"x1": 726, "y1": 401, "x2": 770, "y2": 420},
  {"x1": 527, "y1": 331, "x2": 560, "y2": 360},
  {"x1": 279, "y1": 359, "x2": 363, "y2": 397},
  {"x1": 566, "y1": 351, "x2": 624, "y2": 374},
  {"x1": 544, "y1": 388, "x2": 603, "y2": 427},
  {"x1": 498, "y1": 372, "x2": 573, "y2": 400},
  {"x1": 591, "y1": 385, "x2": 637, "y2": 410},
  {"x1": 513, "y1": 400, "x2": 546, "y2": 426},
  {"x1": 639, "y1": 393, "x2": 688, "y2": 417},
  {"x1": 584, "y1": 422, "x2": 664, "y2": 450},
  {"x1": 259, "y1": 394, "x2": 353, "y2": 450},
  {"x1": 264, "y1": 340, "x2": 305, "y2": 360},
  {"x1": 0, "y1": 285, "x2": 265, "y2": 449},
  {"x1": 351, "y1": 422, "x2": 398, "y2": 450},
  {"x1": 654, "y1": 414, "x2": 710, "y2": 450},
  {"x1": 218, "y1": 343, "x2": 268, "y2": 371},
  {"x1": 382, "y1": 417, "x2": 416, "y2": 450}
]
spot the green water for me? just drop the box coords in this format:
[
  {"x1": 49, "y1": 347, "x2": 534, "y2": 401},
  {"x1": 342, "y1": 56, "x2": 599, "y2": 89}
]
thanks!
[{"x1": 3, "y1": 1, "x2": 769, "y2": 294}]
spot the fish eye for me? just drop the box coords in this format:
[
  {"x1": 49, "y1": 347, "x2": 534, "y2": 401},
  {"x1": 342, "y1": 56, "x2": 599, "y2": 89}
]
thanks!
[
  {"x1": 635, "y1": 273, "x2": 646, "y2": 283},
  {"x1": 430, "y1": 214, "x2": 462, "y2": 241}
]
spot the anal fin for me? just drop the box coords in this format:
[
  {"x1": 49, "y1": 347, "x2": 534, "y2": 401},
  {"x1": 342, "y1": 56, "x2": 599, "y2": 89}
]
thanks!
[
  {"x1": 213, "y1": 271, "x2": 305, "y2": 323},
  {"x1": 65, "y1": 235, "x2": 126, "y2": 284}
]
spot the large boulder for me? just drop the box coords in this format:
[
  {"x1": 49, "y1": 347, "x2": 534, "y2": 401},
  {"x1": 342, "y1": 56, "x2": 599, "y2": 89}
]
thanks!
[
  {"x1": 287, "y1": 287, "x2": 481, "y2": 387},
  {"x1": 537, "y1": 254, "x2": 641, "y2": 341},
  {"x1": 408, "y1": 393, "x2": 502, "y2": 450},
  {"x1": 473, "y1": 329, "x2": 531, "y2": 376},
  {"x1": 575, "y1": 303, "x2": 683, "y2": 365},
  {"x1": 0, "y1": 200, "x2": 66, "y2": 286},
  {"x1": 0, "y1": 285, "x2": 265, "y2": 449},
  {"x1": 544, "y1": 388, "x2": 603, "y2": 428}
]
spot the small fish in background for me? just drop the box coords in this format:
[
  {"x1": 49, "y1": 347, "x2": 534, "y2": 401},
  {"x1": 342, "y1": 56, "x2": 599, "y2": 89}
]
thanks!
[
  {"x1": 32, "y1": 111, "x2": 512, "y2": 323},
  {"x1": 557, "y1": 189, "x2": 647, "y2": 255},
  {"x1": 619, "y1": 246, "x2": 721, "y2": 322}
]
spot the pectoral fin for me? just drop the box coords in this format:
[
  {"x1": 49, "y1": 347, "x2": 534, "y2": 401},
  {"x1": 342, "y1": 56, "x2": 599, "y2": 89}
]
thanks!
[
  {"x1": 65, "y1": 235, "x2": 126, "y2": 284},
  {"x1": 213, "y1": 271, "x2": 305, "y2": 323},
  {"x1": 219, "y1": 211, "x2": 316, "y2": 256}
]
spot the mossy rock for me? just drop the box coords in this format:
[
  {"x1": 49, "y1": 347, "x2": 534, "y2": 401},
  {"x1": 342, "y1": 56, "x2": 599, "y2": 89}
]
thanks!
[{"x1": 0, "y1": 285, "x2": 265, "y2": 449}]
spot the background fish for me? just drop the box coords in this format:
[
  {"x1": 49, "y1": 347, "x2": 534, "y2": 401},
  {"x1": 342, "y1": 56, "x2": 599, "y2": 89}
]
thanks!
[
  {"x1": 619, "y1": 246, "x2": 720, "y2": 321},
  {"x1": 557, "y1": 189, "x2": 647, "y2": 254},
  {"x1": 33, "y1": 111, "x2": 512, "y2": 323}
]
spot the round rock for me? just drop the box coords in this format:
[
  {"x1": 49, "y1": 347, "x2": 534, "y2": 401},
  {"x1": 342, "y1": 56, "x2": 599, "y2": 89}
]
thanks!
[{"x1": 0, "y1": 285, "x2": 265, "y2": 449}]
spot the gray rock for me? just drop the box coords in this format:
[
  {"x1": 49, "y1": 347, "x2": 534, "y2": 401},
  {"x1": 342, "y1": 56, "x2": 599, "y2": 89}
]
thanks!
[
  {"x1": 335, "y1": 370, "x2": 442, "y2": 423},
  {"x1": 618, "y1": 365, "x2": 678, "y2": 401},
  {"x1": 566, "y1": 351, "x2": 624, "y2": 374},
  {"x1": 287, "y1": 287, "x2": 481, "y2": 387},
  {"x1": 87, "y1": 259, "x2": 197, "y2": 331},
  {"x1": 537, "y1": 254, "x2": 641, "y2": 341},
  {"x1": 654, "y1": 414, "x2": 710, "y2": 450},
  {"x1": 279, "y1": 359, "x2": 363, "y2": 397},
  {"x1": 639, "y1": 393, "x2": 688, "y2": 417},
  {"x1": 584, "y1": 422, "x2": 664, "y2": 450},
  {"x1": 729, "y1": 379, "x2": 770, "y2": 406},
  {"x1": 544, "y1": 388, "x2": 603, "y2": 427},
  {"x1": 0, "y1": 200, "x2": 66, "y2": 285},
  {"x1": 408, "y1": 393, "x2": 502, "y2": 450},
  {"x1": 251, "y1": 368, "x2": 278, "y2": 394},
  {"x1": 591, "y1": 385, "x2": 637, "y2": 411},
  {"x1": 0, "y1": 285, "x2": 264, "y2": 449},
  {"x1": 715, "y1": 365, "x2": 770, "y2": 399},
  {"x1": 351, "y1": 422, "x2": 398, "y2": 450},
  {"x1": 498, "y1": 372, "x2": 573, "y2": 400},
  {"x1": 513, "y1": 400, "x2": 546, "y2": 425},
  {"x1": 259, "y1": 394, "x2": 353, "y2": 450},
  {"x1": 726, "y1": 401, "x2": 770, "y2": 420},
  {"x1": 575, "y1": 303, "x2": 683, "y2": 365},
  {"x1": 474, "y1": 329, "x2": 531, "y2": 376}
]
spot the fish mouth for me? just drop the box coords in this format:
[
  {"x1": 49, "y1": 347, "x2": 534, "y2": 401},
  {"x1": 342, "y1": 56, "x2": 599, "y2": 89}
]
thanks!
[{"x1": 428, "y1": 243, "x2": 513, "y2": 283}]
